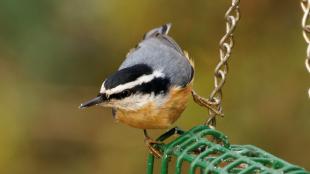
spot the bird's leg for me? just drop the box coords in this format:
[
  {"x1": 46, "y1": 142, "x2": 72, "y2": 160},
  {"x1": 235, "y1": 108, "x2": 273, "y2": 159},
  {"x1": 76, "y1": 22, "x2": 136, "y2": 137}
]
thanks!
[
  {"x1": 191, "y1": 90, "x2": 224, "y2": 118},
  {"x1": 143, "y1": 129, "x2": 163, "y2": 158}
]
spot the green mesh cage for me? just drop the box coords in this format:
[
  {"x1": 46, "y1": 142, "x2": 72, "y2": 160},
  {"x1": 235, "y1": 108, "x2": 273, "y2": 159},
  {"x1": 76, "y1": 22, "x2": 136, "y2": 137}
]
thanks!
[{"x1": 146, "y1": 125, "x2": 309, "y2": 174}]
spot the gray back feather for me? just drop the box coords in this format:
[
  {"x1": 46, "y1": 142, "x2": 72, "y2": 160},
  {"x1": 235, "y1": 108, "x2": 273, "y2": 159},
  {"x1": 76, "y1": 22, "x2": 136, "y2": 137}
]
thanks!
[{"x1": 119, "y1": 24, "x2": 193, "y2": 87}]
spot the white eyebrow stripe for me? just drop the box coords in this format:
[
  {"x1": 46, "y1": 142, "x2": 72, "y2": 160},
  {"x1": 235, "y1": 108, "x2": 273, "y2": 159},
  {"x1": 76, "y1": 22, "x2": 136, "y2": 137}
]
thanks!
[{"x1": 100, "y1": 70, "x2": 164, "y2": 95}]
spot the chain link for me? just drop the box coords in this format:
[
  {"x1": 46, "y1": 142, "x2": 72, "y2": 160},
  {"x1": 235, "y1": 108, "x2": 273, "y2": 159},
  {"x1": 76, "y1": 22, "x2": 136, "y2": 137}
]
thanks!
[
  {"x1": 301, "y1": 0, "x2": 310, "y2": 97},
  {"x1": 206, "y1": 0, "x2": 240, "y2": 126}
]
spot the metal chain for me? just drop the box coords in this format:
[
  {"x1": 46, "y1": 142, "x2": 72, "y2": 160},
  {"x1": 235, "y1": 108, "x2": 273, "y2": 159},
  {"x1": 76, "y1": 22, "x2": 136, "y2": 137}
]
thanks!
[
  {"x1": 206, "y1": 0, "x2": 241, "y2": 126},
  {"x1": 300, "y1": 0, "x2": 310, "y2": 98}
]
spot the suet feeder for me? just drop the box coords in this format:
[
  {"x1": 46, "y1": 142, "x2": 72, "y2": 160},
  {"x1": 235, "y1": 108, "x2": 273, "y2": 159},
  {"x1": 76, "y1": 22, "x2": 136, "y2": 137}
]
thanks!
[{"x1": 146, "y1": 125, "x2": 310, "y2": 174}]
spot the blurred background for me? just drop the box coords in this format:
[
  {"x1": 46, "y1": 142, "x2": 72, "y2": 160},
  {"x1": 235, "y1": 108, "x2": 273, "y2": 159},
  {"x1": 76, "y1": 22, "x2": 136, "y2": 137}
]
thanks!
[{"x1": 0, "y1": 0, "x2": 309, "y2": 173}]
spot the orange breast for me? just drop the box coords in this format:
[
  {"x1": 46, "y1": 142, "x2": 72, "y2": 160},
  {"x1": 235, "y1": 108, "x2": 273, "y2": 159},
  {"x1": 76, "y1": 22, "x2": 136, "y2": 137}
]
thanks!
[{"x1": 114, "y1": 85, "x2": 192, "y2": 129}]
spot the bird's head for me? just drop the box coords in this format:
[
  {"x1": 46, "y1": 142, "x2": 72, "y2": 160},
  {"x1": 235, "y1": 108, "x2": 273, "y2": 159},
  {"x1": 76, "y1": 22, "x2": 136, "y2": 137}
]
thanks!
[{"x1": 79, "y1": 64, "x2": 170, "y2": 111}]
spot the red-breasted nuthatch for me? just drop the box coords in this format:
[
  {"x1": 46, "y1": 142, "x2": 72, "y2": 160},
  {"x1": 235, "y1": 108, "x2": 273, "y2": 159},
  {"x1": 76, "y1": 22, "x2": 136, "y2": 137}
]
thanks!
[{"x1": 80, "y1": 24, "x2": 195, "y2": 157}]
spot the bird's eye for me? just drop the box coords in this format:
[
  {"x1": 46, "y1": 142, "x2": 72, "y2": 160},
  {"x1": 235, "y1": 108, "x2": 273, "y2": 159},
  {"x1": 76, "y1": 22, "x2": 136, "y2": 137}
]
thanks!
[{"x1": 122, "y1": 89, "x2": 130, "y2": 97}]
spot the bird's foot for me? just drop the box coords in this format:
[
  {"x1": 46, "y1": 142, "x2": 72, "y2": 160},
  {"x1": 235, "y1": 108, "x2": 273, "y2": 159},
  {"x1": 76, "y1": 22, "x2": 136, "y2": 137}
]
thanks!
[
  {"x1": 191, "y1": 90, "x2": 224, "y2": 117},
  {"x1": 144, "y1": 137, "x2": 163, "y2": 158}
]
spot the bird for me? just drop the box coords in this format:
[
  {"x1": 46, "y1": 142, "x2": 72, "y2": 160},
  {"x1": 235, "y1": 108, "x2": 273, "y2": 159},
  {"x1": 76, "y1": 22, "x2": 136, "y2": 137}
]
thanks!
[{"x1": 79, "y1": 23, "x2": 218, "y2": 157}]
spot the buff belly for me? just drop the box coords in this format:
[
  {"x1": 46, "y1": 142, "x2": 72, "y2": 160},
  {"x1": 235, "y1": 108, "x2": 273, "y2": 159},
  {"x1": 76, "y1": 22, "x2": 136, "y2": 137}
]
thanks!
[{"x1": 113, "y1": 85, "x2": 192, "y2": 129}]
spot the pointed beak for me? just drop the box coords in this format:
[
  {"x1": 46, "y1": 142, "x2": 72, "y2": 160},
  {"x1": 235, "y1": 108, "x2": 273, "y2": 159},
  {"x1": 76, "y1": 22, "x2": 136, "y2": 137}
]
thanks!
[{"x1": 79, "y1": 94, "x2": 107, "y2": 109}]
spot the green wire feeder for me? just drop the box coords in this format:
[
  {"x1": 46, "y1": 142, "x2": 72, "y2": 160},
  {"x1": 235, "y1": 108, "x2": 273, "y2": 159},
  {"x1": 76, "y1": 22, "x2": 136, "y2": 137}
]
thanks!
[{"x1": 146, "y1": 125, "x2": 309, "y2": 174}]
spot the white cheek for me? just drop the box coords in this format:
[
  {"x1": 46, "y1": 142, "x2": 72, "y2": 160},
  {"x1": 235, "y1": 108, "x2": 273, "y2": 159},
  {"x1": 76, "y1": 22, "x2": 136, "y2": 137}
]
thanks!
[
  {"x1": 151, "y1": 93, "x2": 167, "y2": 106},
  {"x1": 112, "y1": 93, "x2": 167, "y2": 111}
]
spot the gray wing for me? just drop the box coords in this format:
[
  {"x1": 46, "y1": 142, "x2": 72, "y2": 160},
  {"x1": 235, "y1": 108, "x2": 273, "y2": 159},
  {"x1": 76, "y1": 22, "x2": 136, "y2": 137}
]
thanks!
[{"x1": 119, "y1": 24, "x2": 193, "y2": 87}]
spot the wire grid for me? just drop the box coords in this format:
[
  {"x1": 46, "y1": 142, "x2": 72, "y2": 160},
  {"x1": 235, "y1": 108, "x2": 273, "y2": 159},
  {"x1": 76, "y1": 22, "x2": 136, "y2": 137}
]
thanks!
[{"x1": 147, "y1": 126, "x2": 310, "y2": 174}]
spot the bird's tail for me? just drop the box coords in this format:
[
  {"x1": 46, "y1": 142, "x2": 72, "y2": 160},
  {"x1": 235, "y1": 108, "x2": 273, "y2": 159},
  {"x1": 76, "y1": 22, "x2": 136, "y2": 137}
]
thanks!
[{"x1": 143, "y1": 23, "x2": 172, "y2": 39}]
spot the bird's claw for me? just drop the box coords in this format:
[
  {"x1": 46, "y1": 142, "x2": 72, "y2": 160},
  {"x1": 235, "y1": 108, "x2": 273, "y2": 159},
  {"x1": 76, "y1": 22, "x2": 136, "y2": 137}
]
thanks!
[
  {"x1": 191, "y1": 90, "x2": 224, "y2": 117},
  {"x1": 144, "y1": 137, "x2": 163, "y2": 158}
]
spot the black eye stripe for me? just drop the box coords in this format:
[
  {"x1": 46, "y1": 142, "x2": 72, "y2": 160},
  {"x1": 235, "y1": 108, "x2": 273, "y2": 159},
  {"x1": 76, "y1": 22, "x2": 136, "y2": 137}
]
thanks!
[
  {"x1": 109, "y1": 89, "x2": 132, "y2": 100},
  {"x1": 134, "y1": 77, "x2": 170, "y2": 95},
  {"x1": 109, "y1": 77, "x2": 170, "y2": 100}
]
